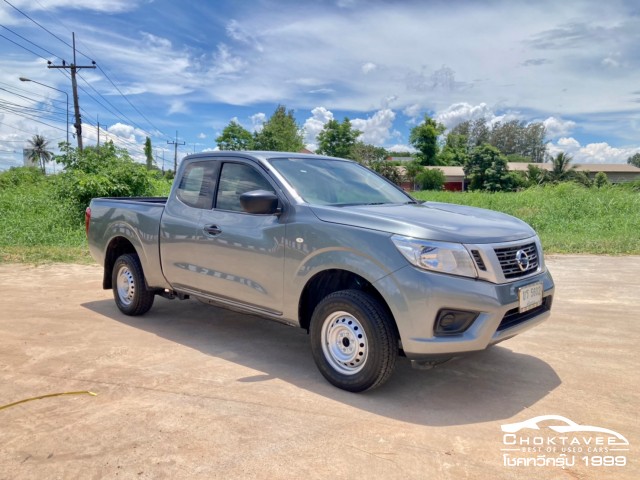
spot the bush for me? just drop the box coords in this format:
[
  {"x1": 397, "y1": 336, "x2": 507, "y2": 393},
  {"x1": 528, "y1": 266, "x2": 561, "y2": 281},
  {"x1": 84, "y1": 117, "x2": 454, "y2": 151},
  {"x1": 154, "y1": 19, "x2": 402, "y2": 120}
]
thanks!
[
  {"x1": 416, "y1": 168, "x2": 445, "y2": 190},
  {"x1": 0, "y1": 166, "x2": 44, "y2": 189},
  {"x1": 53, "y1": 141, "x2": 155, "y2": 221},
  {"x1": 594, "y1": 171, "x2": 610, "y2": 188}
]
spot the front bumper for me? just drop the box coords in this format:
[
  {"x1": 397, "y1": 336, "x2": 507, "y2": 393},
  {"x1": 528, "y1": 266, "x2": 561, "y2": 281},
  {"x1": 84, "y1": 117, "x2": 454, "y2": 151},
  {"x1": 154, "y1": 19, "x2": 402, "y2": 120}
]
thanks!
[{"x1": 374, "y1": 265, "x2": 554, "y2": 360}]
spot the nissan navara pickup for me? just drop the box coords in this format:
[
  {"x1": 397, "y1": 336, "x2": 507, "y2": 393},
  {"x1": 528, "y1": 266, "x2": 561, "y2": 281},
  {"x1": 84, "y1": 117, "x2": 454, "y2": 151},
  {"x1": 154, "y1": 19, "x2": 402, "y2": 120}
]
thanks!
[{"x1": 86, "y1": 151, "x2": 554, "y2": 392}]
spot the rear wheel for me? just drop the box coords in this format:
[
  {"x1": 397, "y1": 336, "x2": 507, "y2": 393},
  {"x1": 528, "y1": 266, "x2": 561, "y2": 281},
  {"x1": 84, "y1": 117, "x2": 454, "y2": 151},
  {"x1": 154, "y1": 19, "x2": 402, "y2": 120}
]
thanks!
[
  {"x1": 112, "y1": 253, "x2": 155, "y2": 316},
  {"x1": 310, "y1": 290, "x2": 398, "y2": 392}
]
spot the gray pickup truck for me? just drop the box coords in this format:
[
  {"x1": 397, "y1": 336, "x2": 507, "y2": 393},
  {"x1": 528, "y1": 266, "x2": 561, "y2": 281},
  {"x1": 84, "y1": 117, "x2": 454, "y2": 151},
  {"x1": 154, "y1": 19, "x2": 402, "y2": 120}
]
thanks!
[{"x1": 87, "y1": 151, "x2": 554, "y2": 392}]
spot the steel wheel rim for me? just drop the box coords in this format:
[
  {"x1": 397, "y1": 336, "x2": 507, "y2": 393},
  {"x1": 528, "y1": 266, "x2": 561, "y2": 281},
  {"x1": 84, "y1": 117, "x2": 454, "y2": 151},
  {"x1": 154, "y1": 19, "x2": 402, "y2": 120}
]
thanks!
[
  {"x1": 116, "y1": 265, "x2": 135, "y2": 306},
  {"x1": 321, "y1": 311, "x2": 368, "y2": 375}
]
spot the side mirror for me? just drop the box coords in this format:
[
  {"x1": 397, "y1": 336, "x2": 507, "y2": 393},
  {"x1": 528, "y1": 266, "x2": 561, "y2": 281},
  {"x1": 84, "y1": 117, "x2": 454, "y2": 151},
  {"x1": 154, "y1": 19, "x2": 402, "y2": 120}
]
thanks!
[{"x1": 239, "y1": 190, "x2": 280, "y2": 215}]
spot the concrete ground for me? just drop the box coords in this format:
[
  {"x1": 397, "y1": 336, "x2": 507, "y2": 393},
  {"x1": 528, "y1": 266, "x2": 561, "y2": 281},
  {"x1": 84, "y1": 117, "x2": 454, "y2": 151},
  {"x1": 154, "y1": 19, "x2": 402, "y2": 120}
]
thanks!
[{"x1": 0, "y1": 256, "x2": 638, "y2": 480}]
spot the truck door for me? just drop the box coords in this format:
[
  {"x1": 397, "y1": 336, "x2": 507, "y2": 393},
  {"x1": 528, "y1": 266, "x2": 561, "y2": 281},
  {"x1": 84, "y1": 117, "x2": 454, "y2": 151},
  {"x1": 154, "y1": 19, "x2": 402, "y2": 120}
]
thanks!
[{"x1": 187, "y1": 160, "x2": 285, "y2": 315}]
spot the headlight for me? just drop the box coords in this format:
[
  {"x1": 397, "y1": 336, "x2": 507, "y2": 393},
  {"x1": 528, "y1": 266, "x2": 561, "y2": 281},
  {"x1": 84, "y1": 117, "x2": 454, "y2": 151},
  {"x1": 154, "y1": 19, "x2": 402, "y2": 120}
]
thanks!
[{"x1": 391, "y1": 235, "x2": 477, "y2": 278}]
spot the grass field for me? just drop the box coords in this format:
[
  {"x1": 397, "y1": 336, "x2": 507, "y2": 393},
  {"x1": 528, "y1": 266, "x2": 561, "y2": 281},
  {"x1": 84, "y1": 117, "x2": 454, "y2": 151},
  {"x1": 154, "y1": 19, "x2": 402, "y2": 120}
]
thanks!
[
  {"x1": 1, "y1": 178, "x2": 638, "y2": 264},
  {"x1": 413, "y1": 183, "x2": 640, "y2": 254}
]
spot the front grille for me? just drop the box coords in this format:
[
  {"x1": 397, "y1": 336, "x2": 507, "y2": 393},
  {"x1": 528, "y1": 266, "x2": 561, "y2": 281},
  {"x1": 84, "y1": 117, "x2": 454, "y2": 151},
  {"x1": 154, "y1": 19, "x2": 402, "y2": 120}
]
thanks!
[
  {"x1": 494, "y1": 243, "x2": 539, "y2": 279},
  {"x1": 498, "y1": 297, "x2": 552, "y2": 331},
  {"x1": 471, "y1": 250, "x2": 487, "y2": 271}
]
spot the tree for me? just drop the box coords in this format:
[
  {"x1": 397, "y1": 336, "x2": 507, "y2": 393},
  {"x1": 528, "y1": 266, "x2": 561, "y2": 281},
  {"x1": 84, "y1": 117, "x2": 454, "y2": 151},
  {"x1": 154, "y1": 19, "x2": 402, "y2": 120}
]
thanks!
[
  {"x1": 439, "y1": 133, "x2": 469, "y2": 166},
  {"x1": 547, "y1": 152, "x2": 577, "y2": 183},
  {"x1": 594, "y1": 171, "x2": 610, "y2": 188},
  {"x1": 525, "y1": 164, "x2": 547, "y2": 186},
  {"x1": 144, "y1": 137, "x2": 154, "y2": 170},
  {"x1": 416, "y1": 168, "x2": 445, "y2": 190},
  {"x1": 369, "y1": 161, "x2": 402, "y2": 184},
  {"x1": 253, "y1": 105, "x2": 304, "y2": 152},
  {"x1": 316, "y1": 118, "x2": 361, "y2": 159},
  {"x1": 464, "y1": 144, "x2": 514, "y2": 191},
  {"x1": 26, "y1": 134, "x2": 53, "y2": 174},
  {"x1": 627, "y1": 152, "x2": 640, "y2": 168},
  {"x1": 216, "y1": 120, "x2": 254, "y2": 151},
  {"x1": 404, "y1": 160, "x2": 423, "y2": 190},
  {"x1": 351, "y1": 142, "x2": 388, "y2": 166},
  {"x1": 409, "y1": 115, "x2": 446, "y2": 165}
]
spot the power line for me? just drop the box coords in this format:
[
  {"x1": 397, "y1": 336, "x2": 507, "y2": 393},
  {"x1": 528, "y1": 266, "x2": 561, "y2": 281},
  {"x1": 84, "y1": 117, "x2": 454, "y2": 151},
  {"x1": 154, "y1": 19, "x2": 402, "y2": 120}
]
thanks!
[
  {"x1": 0, "y1": 24, "x2": 64, "y2": 60},
  {"x1": 0, "y1": 86, "x2": 66, "y2": 110},
  {"x1": 0, "y1": 31, "x2": 50, "y2": 61},
  {"x1": 0, "y1": 106, "x2": 67, "y2": 132},
  {"x1": 76, "y1": 71, "x2": 153, "y2": 136},
  {"x1": 2, "y1": 0, "x2": 85, "y2": 59},
  {"x1": 2, "y1": 1, "x2": 167, "y2": 141},
  {"x1": 96, "y1": 64, "x2": 168, "y2": 139}
]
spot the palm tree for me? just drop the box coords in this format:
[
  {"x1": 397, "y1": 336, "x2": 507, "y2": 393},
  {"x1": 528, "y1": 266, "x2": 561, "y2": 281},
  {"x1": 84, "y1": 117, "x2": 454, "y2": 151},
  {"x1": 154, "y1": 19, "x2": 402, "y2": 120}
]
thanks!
[
  {"x1": 26, "y1": 135, "x2": 53, "y2": 174},
  {"x1": 547, "y1": 152, "x2": 577, "y2": 183}
]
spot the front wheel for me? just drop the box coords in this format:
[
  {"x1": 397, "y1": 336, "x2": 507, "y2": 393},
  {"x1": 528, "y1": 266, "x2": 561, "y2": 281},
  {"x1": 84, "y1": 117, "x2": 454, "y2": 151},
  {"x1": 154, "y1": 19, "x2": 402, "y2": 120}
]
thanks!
[
  {"x1": 112, "y1": 253, "x2": 155, "y2": 316},
  {"x1": 310, "y1": 290, "x2": 398, "y2": 392}
]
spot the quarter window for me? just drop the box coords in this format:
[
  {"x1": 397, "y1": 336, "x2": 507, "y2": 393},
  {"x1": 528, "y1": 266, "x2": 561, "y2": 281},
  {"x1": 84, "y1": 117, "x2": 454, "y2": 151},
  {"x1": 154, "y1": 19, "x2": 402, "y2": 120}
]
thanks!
[{"x1": 176, "y1": 162, "x2": 217, "y2": 209}]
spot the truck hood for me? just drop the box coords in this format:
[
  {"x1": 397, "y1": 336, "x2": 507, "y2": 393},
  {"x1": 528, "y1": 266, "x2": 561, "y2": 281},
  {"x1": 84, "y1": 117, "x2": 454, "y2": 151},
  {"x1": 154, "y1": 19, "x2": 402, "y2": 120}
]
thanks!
[{"x1": 309, "y1": 201, "x2": 535, "y2": 244}]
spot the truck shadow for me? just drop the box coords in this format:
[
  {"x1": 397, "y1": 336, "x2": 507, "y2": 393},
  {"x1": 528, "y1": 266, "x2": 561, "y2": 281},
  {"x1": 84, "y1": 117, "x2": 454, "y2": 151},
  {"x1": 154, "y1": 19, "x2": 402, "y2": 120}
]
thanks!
[{"x1": 82, "y1": 297, "x2": 561, "y2": 426}]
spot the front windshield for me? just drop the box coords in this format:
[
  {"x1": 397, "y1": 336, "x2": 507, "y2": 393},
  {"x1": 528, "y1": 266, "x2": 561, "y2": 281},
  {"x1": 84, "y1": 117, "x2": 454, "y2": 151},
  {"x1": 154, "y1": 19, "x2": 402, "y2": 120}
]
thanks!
[{"x1": 269, "y1": 157, "x2": 414, "y2": 206}]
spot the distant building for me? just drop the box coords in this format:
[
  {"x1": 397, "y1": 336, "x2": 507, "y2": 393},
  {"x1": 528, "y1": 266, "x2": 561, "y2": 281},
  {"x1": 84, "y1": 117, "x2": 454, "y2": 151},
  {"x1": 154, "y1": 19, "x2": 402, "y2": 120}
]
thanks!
[
  {"x1": 23, "y1": 149, "x2": 37, "y2": 168},
  {"x1": 397, "y1": 163, "x2": 640, "y2": 192}
]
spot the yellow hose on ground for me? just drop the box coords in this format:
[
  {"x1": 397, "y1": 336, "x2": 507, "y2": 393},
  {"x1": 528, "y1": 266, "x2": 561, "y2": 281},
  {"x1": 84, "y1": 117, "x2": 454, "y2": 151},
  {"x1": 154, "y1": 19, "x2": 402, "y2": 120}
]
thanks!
[{"x1": 0, "y1": 391, "x2": 97, "y2": 411}]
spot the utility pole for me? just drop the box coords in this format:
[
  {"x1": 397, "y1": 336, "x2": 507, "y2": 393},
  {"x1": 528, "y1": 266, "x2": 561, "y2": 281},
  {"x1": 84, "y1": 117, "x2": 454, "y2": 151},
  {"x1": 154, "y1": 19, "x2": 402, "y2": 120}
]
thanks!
[
  {"x1": 97, "y1": 115, "x2": 100, "y2": 149},
  {"x1": 167, "y1": 131, "x2": 185, "y2": 172},
  {"x1": 47, "y1": 32, "x2": 95, "y2": 152}
]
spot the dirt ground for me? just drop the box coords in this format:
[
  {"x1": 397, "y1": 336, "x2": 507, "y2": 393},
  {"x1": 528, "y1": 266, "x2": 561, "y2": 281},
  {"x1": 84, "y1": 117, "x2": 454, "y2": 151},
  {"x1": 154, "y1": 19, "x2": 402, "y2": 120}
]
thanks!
[{"x1": 0, "y1": 255, "x2": 638, "y2": 479}]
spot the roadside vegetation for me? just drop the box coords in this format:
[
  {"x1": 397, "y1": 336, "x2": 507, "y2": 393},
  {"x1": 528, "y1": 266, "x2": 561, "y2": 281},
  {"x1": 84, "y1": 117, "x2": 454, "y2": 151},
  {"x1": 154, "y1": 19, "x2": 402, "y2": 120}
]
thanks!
[
  {"x1": 0, "y1": 141, "x2": 171, "y2": 263},
  {"x1": 2, "y1": 107, "x2": 639, "y2": 263}
]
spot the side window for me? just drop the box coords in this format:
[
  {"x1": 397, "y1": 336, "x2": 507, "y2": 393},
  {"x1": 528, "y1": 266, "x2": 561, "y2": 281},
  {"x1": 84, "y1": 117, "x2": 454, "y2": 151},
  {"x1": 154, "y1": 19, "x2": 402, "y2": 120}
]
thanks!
[
  {"x1": 176, "y1": 162, "x2": 217, "y2": 209},
  {"x1": 215, "y1": 163, "x2": 275, "y2": 212}
]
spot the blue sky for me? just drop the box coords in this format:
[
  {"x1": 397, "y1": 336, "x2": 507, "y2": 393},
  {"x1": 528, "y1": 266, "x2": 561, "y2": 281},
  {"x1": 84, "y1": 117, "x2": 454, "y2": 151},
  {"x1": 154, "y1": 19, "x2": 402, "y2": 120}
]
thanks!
[{"x1": 1, "y1": 0, "x2": 639, "y2": 170}]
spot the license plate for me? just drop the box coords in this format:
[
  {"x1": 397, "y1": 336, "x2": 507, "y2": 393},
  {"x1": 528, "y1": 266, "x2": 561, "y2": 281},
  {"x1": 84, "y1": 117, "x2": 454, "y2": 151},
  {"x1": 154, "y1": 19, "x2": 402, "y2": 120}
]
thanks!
[{"x1": 518, "y1": 282, "x2": 543, "y2": 313}]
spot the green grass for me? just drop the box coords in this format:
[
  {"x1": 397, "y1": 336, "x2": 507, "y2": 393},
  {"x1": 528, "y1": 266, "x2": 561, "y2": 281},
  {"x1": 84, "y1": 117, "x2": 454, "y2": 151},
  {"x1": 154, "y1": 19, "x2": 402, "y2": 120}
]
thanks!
[
  {"x1": 413, "y1": 183, "x2": 640, "y2": 254},
  {"x1": 0, "y1": 177, "x2": 638, "y2": 264}
]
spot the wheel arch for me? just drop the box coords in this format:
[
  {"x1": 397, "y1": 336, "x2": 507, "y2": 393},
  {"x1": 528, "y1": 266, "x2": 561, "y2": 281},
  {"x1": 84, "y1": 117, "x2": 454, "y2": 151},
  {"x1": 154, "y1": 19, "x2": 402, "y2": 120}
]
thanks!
[
  {"x1": 298, "y1": 269, "x2": 399, "y2": 338},
  {"x1": 102, "y1": 236, "x2": 138, "y2": 289}
]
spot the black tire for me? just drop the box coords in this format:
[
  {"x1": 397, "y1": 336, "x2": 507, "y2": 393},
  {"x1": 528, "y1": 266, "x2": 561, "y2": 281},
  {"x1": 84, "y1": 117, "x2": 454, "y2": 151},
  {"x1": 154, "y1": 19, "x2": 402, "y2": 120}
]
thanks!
[
  {"x1": 112, "y1": 253, "x2": 155, "y2": 316},
  {"x1": 310, "y1": 290, "x2": 398, "y2": 392}
]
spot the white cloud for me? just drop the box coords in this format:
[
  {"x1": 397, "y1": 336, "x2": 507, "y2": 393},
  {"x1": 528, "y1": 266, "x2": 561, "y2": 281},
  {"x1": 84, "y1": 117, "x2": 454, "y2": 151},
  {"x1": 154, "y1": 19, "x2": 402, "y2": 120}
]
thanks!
[
  {"x1": 388, "y1": 144, "x2": 416, "y2": 153},
  {"x1": 403, "y1": 103, "x2": 422, "y2": 122},
  {"x1": 547, "y1": 137, "x2": 639, "y2": 163},
  {"x1": 435, "y1": 102, "x2": 494, "y2": 130},
  {"x1": 226, "y1": 19, "x2": 263, "y2": 52},
  {"x1": 141, "y1": 32, "x2": 172, "y2": 49},
  {"x1": 197, "y1": 132, "x2": 207, "y2": 139},
  {"x1": 19, "y1": 0, "x2": 140, "y2": 13},
  {"x1": 362, "y1": 62, "x2": 377, "y2": 74},
  {"x1": 211, "y1": 43, "x2": 248, "y2": 78},
  {"x1": 352, "y1": 109, "x2": 396, "y2": 145},
  {"x1": 543, "y1": 116, "x2": 576, "y2": 139},
  {"x1": 250, "y1": 112, "x2": 266, "y2": 132},
  {"x1": 302, "y1": 107, "x2": 334, "y2": 148},
  {"x1": 168, "y1": 100, "x2": 188, "y2": 115}
]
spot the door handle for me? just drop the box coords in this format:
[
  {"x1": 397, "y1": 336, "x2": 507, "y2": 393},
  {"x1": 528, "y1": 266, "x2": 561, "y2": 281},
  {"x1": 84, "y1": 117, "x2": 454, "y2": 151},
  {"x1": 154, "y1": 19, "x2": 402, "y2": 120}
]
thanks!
[{"x1": 203, "y1": 225, "x2": 222, "y2": 236}]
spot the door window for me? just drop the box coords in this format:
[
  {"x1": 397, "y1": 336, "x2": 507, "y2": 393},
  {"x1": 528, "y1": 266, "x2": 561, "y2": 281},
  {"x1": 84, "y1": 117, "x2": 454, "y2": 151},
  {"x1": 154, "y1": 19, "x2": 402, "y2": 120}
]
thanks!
[{"x1": 215, "y1": 163, "x2": 275, "y2": 212}]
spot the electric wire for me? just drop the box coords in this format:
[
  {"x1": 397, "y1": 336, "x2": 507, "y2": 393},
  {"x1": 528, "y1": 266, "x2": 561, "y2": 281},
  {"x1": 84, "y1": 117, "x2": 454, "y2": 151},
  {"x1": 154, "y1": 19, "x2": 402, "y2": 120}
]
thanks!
[
  {"x1": 0, "y1": 24, "x2": 64, "y2": 60},
  {"x1": 0, "y1": 31, "x2": 50, "y2": 61},
  {"x1": 2, "y1": 0, "x2": 82, "y2": 58}
]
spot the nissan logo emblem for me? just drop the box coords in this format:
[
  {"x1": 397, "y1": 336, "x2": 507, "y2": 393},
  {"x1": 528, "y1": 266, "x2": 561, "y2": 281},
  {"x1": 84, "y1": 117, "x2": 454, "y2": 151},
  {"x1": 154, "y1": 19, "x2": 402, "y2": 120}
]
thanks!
[{"x1": 515, "y1": 250, "x2": 530, "y2": 271}]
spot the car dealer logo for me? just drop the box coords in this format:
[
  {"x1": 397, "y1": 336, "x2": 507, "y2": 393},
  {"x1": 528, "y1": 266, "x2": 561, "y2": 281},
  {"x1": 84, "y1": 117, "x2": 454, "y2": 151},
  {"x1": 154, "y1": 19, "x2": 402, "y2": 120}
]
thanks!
[
  {"x1": 515, "y1": 249, "x2": 530, "y2": 271},
  {"x1": 500, "y1": 415, "x2": 630, "y2": 469}
]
